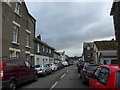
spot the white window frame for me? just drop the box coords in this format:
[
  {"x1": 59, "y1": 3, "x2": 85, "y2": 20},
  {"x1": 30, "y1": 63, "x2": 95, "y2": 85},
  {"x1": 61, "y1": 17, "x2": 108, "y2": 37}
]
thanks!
[
  {"x1": 15, "y1": 2, "x2": 20, "y2": 15},
  {"x1": 43, "y1": 46, "x2": 45, "y2": 52},
  {"x1": 16, "y1": 52, "x2": 20, "y2": 58},
  {"x1": 87, "y1": 46, "x2": 91, "y2": 50},
  {"x1": 37, "y1": 43, "x2": 40, "y2": 53},
  {"x1": 26, "y1": 54, "x2": 29, "y2": 61},
  {"x1": 10, "y1": 51, "x2": 15, "y2": 58},
  {"x1": 26, "y1": 33, "x2": 30, "y2": 47},
  {"x1": 13, "y1": 25, "x2": 19, "y2": 43},
  {"x1": 49, "y1": 49, "x2": 51, "y2": 53},
  {"x1": 46, "y1": 47, "x2": 48, "y2": 53}
]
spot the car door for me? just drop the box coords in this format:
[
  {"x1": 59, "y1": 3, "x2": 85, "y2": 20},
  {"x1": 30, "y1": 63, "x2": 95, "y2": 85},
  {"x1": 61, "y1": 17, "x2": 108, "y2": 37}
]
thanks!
[
  {"x1": 90, "y1": 67, "x2": 109, "y2": 88},
  {"x1": 46, "y1": 64, "x2": 51, "y2": 73},
  {"x1": 24, "y1": 61, "x2": 34, "y2": 81}
]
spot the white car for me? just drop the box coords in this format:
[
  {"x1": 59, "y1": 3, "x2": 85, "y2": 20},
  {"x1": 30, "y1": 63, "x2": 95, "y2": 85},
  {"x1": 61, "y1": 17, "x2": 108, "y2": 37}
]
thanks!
[
  {"x1": 62, "y1": 61, "x2": 68, "y2": 67},
  {"x1": 48, "y1": 63, "x2": 58, "y2": 71},
  {"x1": 34, "y1": 64, "x2": 52, "y2": 76}
]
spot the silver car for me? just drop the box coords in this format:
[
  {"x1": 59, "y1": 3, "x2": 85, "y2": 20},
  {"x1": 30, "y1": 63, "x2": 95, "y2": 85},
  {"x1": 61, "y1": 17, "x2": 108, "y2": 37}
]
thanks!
[
  {"x1": 34, "y1": 64, "x2": 52, "y2": 76},
  {"x1": 47, "y1": 63, "x2": 58, "y2": 71}
]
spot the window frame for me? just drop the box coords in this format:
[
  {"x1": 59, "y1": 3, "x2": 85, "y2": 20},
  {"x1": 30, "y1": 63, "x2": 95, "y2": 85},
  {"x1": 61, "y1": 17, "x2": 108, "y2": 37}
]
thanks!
[
  {"x1": 94, "y1": 67, "x2": 109, "y2": 86},
  {"x1": 15, "y1": 2, "x2": 20, "y2": 15},
  {"x1": 26, "y1": 32, "x2": 30, "y2": 47},
  {"x1": 26, "y1": 54, "x2": 29, "y2": 61},
  {"x1": 37, "y1": 43, "x2": 40, "y2": 53},
  {"x1": 13, "y1": 25, "x2": 19, "y2": 43}
]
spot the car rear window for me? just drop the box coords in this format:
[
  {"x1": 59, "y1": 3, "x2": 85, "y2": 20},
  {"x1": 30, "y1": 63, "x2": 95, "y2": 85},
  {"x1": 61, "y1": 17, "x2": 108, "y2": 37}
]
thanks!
[
  {"x1": 34, "y1": 65, "x2": 40, "y2": 68},
  {"x1": 116, "y1": 71, "x2": 120, "y2": 88},
  {"x1": 86, "y1": 65, "x2": 98, "y2": 71}
]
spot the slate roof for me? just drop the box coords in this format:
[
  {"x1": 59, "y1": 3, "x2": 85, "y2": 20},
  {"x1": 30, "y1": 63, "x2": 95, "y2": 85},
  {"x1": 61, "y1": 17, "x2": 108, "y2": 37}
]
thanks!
[
  {"x1": 94, "y1": 40, "x2": 117, "y2": 51},
  {"x1": 34, "y1": 38, "x2": 55, "y2": 50},
  {"x1": 100, "y1": 51, "x2": 117, "y2": 57}
]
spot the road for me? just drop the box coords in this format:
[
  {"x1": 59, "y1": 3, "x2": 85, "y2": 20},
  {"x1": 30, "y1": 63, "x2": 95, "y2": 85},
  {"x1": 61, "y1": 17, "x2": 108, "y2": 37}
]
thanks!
[{"x1": 18, "y1": 65, "x2": 89, "y2": 89}]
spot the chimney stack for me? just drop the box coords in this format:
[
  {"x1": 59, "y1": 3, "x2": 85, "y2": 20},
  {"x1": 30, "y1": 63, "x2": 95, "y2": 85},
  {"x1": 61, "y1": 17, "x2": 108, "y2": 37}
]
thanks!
[{"x1": 37, "y1": 34, "x2": 41, "y2": 40}]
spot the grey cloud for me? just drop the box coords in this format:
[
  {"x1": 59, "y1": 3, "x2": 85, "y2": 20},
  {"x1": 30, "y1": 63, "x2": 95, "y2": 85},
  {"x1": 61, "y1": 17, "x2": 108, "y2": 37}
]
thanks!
[{"x1": 26, "y1": 2, "x2": 114, "y2": 56}]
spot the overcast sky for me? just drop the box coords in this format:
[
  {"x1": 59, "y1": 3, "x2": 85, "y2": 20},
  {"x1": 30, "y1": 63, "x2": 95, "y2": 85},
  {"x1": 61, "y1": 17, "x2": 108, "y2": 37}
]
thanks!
[{"x1": 25, "y1": 1, "x2": 115, "y2": 56}]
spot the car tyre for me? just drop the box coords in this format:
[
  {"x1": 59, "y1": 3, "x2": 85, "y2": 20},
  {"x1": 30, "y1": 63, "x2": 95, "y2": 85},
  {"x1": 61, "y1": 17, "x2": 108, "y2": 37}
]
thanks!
[
  {"x1": 33, "y1": 73, "x2": 38, "y2": 81},
  {"x1": 9, "y1": 80, "x2": 16, "y2": 90},
  {"x1": 43, "y1": 71, "x2": 47, "y2": 77}
]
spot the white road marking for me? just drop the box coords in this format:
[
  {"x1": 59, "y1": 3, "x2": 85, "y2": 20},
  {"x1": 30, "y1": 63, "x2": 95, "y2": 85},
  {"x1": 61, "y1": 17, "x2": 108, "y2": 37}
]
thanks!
[
  {"x1": 50, "y1": 82, "x2": 58, "y2": 90},
  {"x1": 60, "y1": 73, "x2": 66, "y2": 79},
  {"x1": 66, "y1": 70, "x2": 69, "y2": 73}
]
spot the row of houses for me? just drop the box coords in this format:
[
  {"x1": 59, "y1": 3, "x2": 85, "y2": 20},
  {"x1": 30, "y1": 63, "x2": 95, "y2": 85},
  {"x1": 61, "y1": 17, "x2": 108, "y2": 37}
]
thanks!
[
  {"x1": 0, "y1": 0, "x2": 67, "y2": 65},
  {"x1": 82, "y1": 39, "x2": 117, "y2": 65}
]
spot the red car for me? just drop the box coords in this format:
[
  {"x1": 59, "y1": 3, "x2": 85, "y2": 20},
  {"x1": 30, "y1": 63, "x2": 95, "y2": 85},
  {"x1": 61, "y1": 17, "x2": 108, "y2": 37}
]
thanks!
[
  {"x1": 0, "y1": 58, "x2": 38, "y2": 90},
  {"x1": 89, "y1": 65, "x2": 120, "y2": 88}
]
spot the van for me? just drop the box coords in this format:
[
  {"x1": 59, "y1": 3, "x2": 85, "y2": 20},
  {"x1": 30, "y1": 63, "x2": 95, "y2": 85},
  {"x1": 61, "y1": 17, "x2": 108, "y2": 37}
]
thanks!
[{"x1": 0, "y1": 58, "x2": 38, "y2": 90}]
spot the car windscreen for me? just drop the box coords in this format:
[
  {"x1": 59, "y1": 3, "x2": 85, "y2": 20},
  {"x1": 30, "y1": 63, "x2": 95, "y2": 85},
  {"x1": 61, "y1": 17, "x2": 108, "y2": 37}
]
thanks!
[
  {"x1": 116, "y1": 71, "x2": 120, "y2": 88},
  {"x1": 34, "y1": 65, "x2": 40, "y2": 68},
  {"x1": 86, "y1": 65, "x2": 98, "y2": 71}
]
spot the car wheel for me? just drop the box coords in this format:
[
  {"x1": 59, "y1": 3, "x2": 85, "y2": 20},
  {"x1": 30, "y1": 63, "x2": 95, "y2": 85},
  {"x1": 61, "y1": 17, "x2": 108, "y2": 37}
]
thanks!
[
  {"x1": 33, "y1": 73, "x2": 38, "y2": 81},
  {"x1": 43, "y1": 71, "x2": 47, "y2": 77},
  {"x1": 9, "y1": 80, "x2": 16, "y2": 90}
]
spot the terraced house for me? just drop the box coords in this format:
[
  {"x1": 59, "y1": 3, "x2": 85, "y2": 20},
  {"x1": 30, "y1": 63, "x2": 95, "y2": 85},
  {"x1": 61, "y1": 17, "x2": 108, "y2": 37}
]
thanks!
[
  {"x1": 34, "y1": 35, "x2": 55, "y2": 65},
  {"x1": 0, "y1": 0, "x2": 36, "y2": 65},
  {"x1": 110, "y1": 1, "x2": 120, "y2": 63}
]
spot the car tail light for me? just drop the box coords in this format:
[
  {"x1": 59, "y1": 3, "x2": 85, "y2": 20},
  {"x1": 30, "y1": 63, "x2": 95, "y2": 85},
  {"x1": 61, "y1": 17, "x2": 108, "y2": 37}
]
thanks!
[
  {"x1": 84, "y1": 72, "x2": 88, "y2": 76},
  {"x1": 40, "y1": 69, "x2": 43, "y2": 71},
  {"x1": 0, "y1": 61, "x2": 4, "y2": 79}
]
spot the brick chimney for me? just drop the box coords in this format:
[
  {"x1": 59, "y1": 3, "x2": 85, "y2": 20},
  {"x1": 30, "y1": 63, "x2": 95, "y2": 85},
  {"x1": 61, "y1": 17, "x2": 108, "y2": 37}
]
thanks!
[{"x1": 37, "y1": 34, "x2": 41, "y2": 40}]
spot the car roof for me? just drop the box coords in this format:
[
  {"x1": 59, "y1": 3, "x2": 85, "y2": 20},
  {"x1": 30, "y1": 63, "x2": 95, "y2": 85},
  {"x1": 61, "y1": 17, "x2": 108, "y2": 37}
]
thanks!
[{"x1": 100, "y1": 64, "x2": 120, "y2": 71}]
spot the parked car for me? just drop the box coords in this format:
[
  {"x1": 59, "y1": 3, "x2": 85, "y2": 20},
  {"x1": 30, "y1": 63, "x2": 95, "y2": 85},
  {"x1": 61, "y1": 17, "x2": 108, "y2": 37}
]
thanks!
[
  {"x1": 62, "y1": 61, "x2": 68, "y2": 67},
  {"x1": 34, "y1": 64, "x2": 52, "y2": 77},
  {"x1": 76, "y1": 61, "x2": 81, "y2": 67},
  {"x1": 89, "y1": 65, "x2": 120, "y2": 88},
  {"x1": 80, "y1": 64, "x2": 99, "y2": 83},
  {"x1": 68, "y1": 62, "x2": 73, "y2": 66},
  {"x1": 77, "y1": 61, "x2": 89, "y2": 73},
  {"x1": 47, "y1": 63, "x2": 58, "y2": 72},
  {"x1": 0, "y1": 59, "x2": 38, "y2": 90},
  {"x1": 56, "y1": 62, "x2": 64, "y2": 70}
]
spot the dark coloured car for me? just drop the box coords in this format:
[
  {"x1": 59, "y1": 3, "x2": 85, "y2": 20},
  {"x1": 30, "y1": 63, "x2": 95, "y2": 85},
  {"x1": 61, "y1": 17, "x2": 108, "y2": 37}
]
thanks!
[
  {"x1": 81, "y1": 64, "x2": 99, "y2": 83},
  {"x1": 0, "y1": 59, "x2": 38, "y2": 90},
  {"x1": 89, "y1": 65, "x2": 120, "y2": 88},
  {"x1": 77, "y1": 61, "x2": 89, "y2": 73}
]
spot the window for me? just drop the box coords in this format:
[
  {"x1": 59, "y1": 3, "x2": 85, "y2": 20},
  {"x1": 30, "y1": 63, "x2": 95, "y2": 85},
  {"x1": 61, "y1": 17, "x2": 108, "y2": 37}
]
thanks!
[
  {"x1": 10, "y1": 51, "x2": 19, "y2": 58},
  {"x1": 49, "y1": 49, "x2": 51, "y2": 53},
  {"x1": 26, "y1": 33, "x2": 30, "y2": 47},
  {"x1": 37, "y1": 43, "x2": 40, "y2": 53},
  {"x1": 15, "y1": 2, "x2": 20, "y2": 15},
  {"x1": 16, "y1": 52, "x2": 20, "y2": 58},
  {"x1": 26, "y1": 54, "x2": 29, "y2": 61},
  {"x1": 116, "y1": 71, "x2": 120, "y2": 88},
  {"x1": 13, "y1": 25, "x2": 19, "y2": 43},
  {"x1": 94, "y1": 67, "x2": 109, "y2": 86},
  {"x1": 24, "y1": 61, "x2": 31, "y2": 68},
  {"x1": 43, "y1": 46, "x2": 45, "y2": 52},
  {"x1": 87, "y1": 45, "x2": 91, "y2": 50},
  {"x1": 46, "y1": 47, "x2": 48, "y2": 53},
  {"x1": 10, "y1": 51, "x2": 15, "y2": 58}
]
